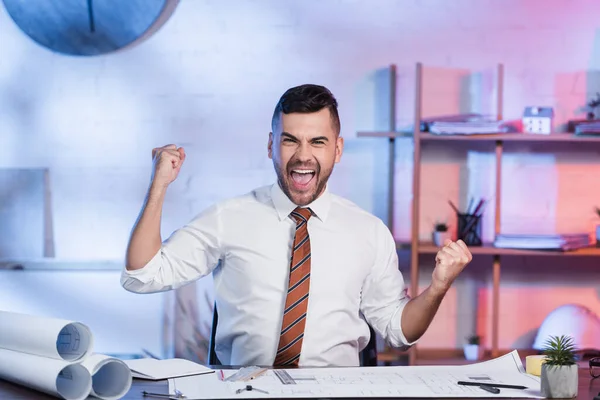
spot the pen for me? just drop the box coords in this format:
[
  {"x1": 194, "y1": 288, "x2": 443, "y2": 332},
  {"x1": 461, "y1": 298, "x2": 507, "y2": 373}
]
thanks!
[
  {"x1": 476, "y1": 199, "x2": 489, "y2": 216},
  {"x1": 471, "y1": 198, "x2": 485, "y2": 216},
  {"x1": 479, "y1": 384, "x2": 500, "y2": 394},
  {"x1": 457, "y1": 381, "x2": 528, "y2": 389},
  {"x1": 219, "y1": 370, "x2": 225, "y2": 381},
  {"x1": 448, "y1": 200, "x2": 460, "y2": 214}
]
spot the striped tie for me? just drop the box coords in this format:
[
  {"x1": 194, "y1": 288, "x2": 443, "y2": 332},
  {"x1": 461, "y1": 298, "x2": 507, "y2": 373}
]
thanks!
[{"x1": 273, "y1": 207, "x2": 313, "y2": 367}]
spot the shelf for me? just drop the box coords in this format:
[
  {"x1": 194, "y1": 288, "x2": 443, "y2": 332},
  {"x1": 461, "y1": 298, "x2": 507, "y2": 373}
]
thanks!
[
  {"x1": 358, "y1": 63, "x2": 600, "y2": 365},
  {"x1": 356, "y1": 131, "x2": 412, "y2": 138},
  {"x1": 357, "y1": 131, "x2": 600, "y2": 142},
  {"x1": 396, "y1": 241, "x2": 600, "y2": 256},
  {"x1": 421, "y1": 132, "x2": 600, "y2": 142},
  {"x1": 0, "y1": 258, "x2": 123, "y2": 271}
]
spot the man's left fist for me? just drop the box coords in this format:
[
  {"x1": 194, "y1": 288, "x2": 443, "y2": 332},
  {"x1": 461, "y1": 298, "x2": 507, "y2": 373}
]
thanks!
[{"x1": 432, "y1": 239, "x2": 472, "y2": 292}]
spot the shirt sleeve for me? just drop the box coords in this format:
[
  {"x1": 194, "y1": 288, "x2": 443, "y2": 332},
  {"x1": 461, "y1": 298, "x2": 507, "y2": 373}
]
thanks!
[
  {"x1": 120, "y1": 204, "x2": 223, "y2": 294},
  {"x1": 359, "y1": 220, "x2": 418, "y2": 349}
]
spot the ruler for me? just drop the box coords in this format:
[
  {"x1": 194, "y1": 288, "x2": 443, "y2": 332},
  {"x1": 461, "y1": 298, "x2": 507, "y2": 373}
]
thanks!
[
  {"x1": 273, "y1": 369, "x2": 296, "y2": 385},
  {"x1": 224, "y1": 366, "x2": 268, "y2": 382}
]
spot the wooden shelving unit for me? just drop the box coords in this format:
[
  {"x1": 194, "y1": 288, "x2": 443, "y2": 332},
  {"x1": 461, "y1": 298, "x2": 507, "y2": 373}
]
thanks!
[
  {"x1": 397, "y1": 241, "x2": 600, "y2": 257},
  {"x1": 359, "y1": 131, "x2": 600, "y2": 142},
  {"x1": 357, "y1": 62, "x2": 600, "y2": 366}
]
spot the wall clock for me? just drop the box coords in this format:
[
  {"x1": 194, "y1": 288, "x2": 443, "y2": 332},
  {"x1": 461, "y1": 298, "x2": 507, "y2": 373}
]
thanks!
[{"x1": 2, "y1": 0, "x2": 179, "y2": 56}]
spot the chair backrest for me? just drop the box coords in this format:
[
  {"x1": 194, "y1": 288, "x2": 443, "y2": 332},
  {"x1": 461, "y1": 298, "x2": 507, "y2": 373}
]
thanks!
[
  {"x1": 208, "y1": 303, "x2": 220, "y2": 365},
  {"x1": 208, "y1": 304, "x2": 378, "y2": 366},
  {"x1": 360, "y1": 324, "x2": 378, "y2": 366}
]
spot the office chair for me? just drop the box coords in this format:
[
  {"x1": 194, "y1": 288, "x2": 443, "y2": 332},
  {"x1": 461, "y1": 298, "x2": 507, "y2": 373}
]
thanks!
[
  {"x1": 208, "y1": 304, "x2": 379, "y2": 366},
  {"x1": 208, "y1": 303, "x2": 220, "y2": 365},
  {"x1": 360, "y1": 324, "x2": 379, "y2": 366}
]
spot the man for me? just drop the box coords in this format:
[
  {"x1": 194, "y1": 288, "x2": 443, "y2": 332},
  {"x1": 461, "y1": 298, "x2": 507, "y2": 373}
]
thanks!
[{"x1": 122, "y1": 84, "x2": 472, "y2": 367}]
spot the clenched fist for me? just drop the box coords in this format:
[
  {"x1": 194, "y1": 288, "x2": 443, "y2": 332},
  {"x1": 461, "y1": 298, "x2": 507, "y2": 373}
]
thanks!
[
  {"x1": 432, "y1": 239, "x2": 472, "y2": 292},
  {"x1": 151, "y1": 144, "x2": 186, "y2": 188}
]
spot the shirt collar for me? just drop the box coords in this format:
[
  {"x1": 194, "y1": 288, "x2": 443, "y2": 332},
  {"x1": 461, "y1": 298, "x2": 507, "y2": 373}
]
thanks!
[{"x1": 271, "y1": 182, "x2": 331, "y2": 223}]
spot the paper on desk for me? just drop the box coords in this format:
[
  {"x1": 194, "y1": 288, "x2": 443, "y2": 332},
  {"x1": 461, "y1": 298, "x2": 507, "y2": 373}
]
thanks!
[
  {"x1": 169, "y1": 350, "x2": 542, "y2": 399},
  {"x1": 80, "y1": 353, "x2": 132, "y2": 400},
  {"x1": 0, "y1": 310, "x2": 93, "y2": 362},
  {"x1": 0, "y1": 347, "x2": 92, "y2": 400},
  {"x1": 124, "y1": 358, "x2": 214, "y2": 380}
]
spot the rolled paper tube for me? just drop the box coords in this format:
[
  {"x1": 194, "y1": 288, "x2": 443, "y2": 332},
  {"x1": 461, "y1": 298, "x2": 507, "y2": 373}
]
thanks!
[
  {"x1": 81, "y1": 354, "x2": 132, "y2": 400},
  {"x1": 0, "y1": 347, "x2": 92, "y2": 400},
  {"x1": 0, "y1": 311, "x2": 93, "y2": 362}
]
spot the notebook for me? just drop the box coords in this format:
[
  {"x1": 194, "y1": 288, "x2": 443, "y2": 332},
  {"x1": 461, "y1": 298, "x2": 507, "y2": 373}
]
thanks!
[{"x1": 123, "y1": 358, "x2": 215, "y2": 380}]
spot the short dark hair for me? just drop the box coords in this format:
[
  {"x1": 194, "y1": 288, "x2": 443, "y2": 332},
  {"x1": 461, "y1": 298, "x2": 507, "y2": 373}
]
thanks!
[{"x1": 271, "y1": 84, "x2": 340, "y2": 135}]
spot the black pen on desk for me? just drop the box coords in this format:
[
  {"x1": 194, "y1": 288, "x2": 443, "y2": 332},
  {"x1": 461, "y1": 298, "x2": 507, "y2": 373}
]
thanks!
[
  {"x1": 479, "y1": 384, "x2": 500, "y2": 394},
  {"x1": 457, "y1": 381, "x2": 528, "y2": 390}
]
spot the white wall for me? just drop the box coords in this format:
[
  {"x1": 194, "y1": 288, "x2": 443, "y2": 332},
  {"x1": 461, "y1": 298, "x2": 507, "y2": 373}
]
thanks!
[{"x1": 2, "y1": 0, "x2": 600, "y2": 354}]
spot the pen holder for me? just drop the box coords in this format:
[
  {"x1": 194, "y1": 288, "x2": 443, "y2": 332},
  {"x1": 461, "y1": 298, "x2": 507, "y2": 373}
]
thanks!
[{"x1": 457, "y1": 213, "x2": 482, "y2": 246}]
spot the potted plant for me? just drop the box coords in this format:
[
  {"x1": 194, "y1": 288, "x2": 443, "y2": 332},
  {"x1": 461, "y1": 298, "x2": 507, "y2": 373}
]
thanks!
[
  {"x1": 585, "y1": 93, "x2": 600, "y2": 120},
  {"x1": 540, "y1": 335, "x2": 578, "y2": 398},
  {"x1": 463, "y1": 334, "x2": 483, "y2": 361},
  {"x1": 432, "y1": 221, "x2": 451, "y2": 246}
]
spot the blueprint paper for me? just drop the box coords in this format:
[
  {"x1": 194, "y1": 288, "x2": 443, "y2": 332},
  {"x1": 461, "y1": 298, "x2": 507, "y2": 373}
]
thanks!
[
  {"x1": 0, "y1": 310, "x2": 93, "y2": 361},
  {"x1": 81, "y1": 353, "x2": 132, "y2": 400},
  {"x1": 0, "y1": 347, "x2": 92, "y2": 400},
  {"x1": 170, "y1": 350, "x2": 542, "y2": 399},
  {"x1": 0, "y1": 311, "x2": 102, "y2": 399}
]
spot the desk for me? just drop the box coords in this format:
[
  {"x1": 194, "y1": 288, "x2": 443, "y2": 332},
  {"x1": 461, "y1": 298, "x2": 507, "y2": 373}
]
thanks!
[{"x1": 0, "y1": 367, "x2": 598, "y2": 399}]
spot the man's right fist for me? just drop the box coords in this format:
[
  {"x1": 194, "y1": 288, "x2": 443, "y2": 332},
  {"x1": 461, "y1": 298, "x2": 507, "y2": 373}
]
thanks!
[{"x1": 151, "y1": 144, "x2": 186, "y2": 188}]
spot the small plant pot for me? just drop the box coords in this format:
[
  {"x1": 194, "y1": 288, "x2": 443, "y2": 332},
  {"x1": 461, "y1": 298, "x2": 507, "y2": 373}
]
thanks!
[
  {"x1": 463, "y1": 344, "x2": 482, "y2": 361},
  {"x1": 432, "y1": 231, "x2": 451, "y2": 247},
  {"x1": 540, "y1": 364, "x2": 578, "y2": 398}
]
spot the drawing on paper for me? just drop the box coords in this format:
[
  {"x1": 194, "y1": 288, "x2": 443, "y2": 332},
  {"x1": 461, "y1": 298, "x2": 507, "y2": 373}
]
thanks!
[{"x1": 57, "y1": 325, "x2": 81, "y2": 355}]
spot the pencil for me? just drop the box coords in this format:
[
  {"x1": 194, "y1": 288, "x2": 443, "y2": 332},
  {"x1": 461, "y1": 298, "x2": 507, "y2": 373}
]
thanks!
[{"x1": 448, "y1": 200, "x2": 460, "y2": 214}]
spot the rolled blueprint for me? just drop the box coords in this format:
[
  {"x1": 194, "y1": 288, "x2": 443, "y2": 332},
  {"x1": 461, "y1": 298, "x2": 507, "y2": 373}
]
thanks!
[
  {"x1": 0, "y1": 347, "x2": 92, "y2": 400},
  {"x1": 81, "y1": 353, "x2": 132, "y2": 400},
  {"x1": 0, "y1": 310, "x2": 93, "y2": 361}
]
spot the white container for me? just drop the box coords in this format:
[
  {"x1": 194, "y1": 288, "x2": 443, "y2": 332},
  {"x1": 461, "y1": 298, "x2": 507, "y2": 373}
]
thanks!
[
  {"x1": 463, "y1": 344, "x2": 482, "y2": 361},
  {"x1": 540, "y1": 364, "x2": 578, "y2": 398},
  {"x1": 432, "y1": 230, "x2": 451, "y2": 247}
]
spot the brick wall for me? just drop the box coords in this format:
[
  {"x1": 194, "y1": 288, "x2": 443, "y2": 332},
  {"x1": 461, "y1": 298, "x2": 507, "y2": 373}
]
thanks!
[{"x1": 1, "y1": 0, "x2": 600, "y2": 353}]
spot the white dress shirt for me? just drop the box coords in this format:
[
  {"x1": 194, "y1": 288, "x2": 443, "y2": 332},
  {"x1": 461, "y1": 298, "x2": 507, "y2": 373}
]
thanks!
[{"x1": 121, "y1": 183, "x2": 415, "y2": 367}]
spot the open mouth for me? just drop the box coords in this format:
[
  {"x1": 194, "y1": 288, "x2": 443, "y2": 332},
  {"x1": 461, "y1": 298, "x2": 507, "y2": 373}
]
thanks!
[{"x1": 290, "y1": 169, "x2": 315, "y2": 190}]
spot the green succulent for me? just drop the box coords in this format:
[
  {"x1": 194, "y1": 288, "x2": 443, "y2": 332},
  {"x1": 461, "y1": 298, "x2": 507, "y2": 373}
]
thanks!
[
  {"x1": 434, "y1": 222, "x2": 448, "y2": 232},
  {"x1": 588, "y1": 93, "x2": 600, "y2": 109},
  {"x1": 541, "y1": 335, "x2": 576, "y2": 366},
  {"x1": 466, "y1": 334, "x2": 480, "y2": 345}
]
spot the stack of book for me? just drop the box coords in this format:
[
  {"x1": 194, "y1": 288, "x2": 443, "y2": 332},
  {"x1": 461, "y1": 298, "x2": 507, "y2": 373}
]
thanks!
[
  {"x1": 575, "y1": 121, "x2": 600, "y2": 136},
  {"x1": 421, "y1": 113, "x2": 510, "y2": 135},
  {"x1": 493, "y1": 233, "x2": 592, "y2": 251}
]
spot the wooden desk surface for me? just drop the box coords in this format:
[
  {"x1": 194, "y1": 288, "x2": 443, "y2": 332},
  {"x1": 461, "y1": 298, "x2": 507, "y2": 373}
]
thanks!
[{"x1": 0, "y1": 367, "x2": 598, "y2": 399}]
